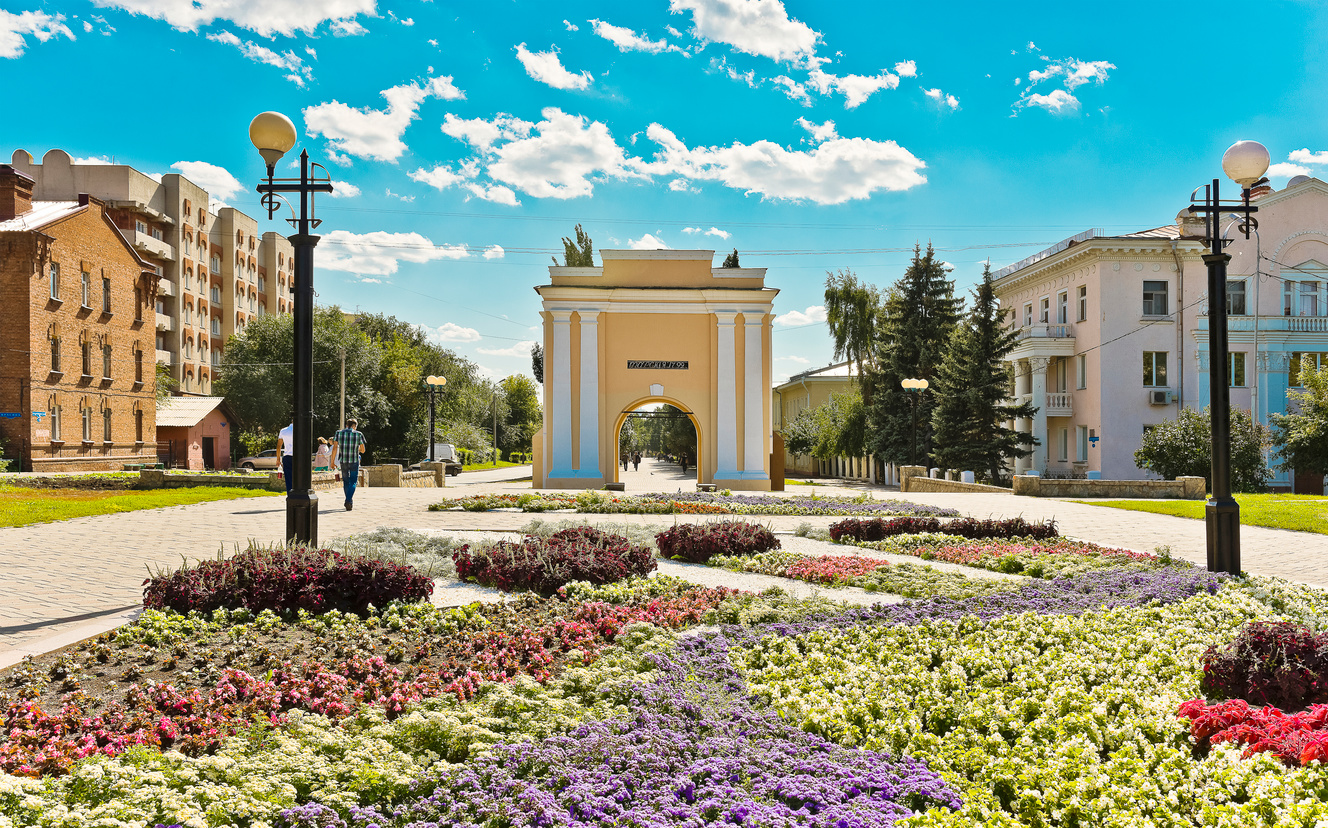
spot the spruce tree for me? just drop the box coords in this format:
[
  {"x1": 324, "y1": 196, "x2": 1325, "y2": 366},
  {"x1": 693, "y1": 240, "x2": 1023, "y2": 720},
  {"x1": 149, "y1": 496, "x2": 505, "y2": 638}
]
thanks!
[
  {"x1": 929, "y1": 262, "x2": 1038, "y2": 482},
  {"x1": 865, "y1": 244, "x2": 963, "y2": 466}
]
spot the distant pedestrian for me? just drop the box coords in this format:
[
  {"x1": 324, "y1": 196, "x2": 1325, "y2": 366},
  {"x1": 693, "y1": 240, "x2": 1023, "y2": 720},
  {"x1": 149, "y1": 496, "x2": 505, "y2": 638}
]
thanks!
[
  {"x1": 314, "y1": 438, "x2": 331, "y2": 472},
  {"x1": 632, "y1": 451, "x2": 641, "y2": 471},
  {"x1": 621, "y1": 451, "x2": 629, "y2": 471},
  {"x1": 277, "y1": 420, "x2": 295, "y2": 495},
  {"x1": 332, "y1": 418, "x2": 367, "y2": 511}
]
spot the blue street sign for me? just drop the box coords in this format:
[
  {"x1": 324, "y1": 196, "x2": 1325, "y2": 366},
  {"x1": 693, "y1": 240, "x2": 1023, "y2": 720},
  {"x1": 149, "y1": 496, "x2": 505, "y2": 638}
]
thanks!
[{"x1": 0, "y1": 413, "x2": 19, "y2": 419}]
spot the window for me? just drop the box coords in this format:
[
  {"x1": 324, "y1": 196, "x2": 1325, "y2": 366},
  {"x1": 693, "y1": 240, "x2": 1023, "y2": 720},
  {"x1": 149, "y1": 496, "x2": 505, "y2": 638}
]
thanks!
[
  {"x1": 155, "y1": 333, "x2": 166, "y2": 351},
  {"x1": 210, "y1": 286, "x2": 220, "y2": 304},
  {"x1": 81, "y1": 406, "x2": 92, "y2": 442},
  {"x1": 1039, "y1": 297, "x2": 1050, "y2": 324},
  {"x1": 1285, "y1": 281, "x2": 1323, "y2": 317},
  {"x1": 50, "y1": 405, "x2": 61, "y2": 442},
  {"x1": 258, "y1": 275, "x2": 265, "y2": 292},
  {"x1": 1143, "y1": 281, "x2": 1169, "y2": 316},
  {"x1": 1053, "y1": 357, "x2": 1067, "y2": 392},
  {"x1": 134, "y1": 287, "x2": 143, "y2": 321},
  {"x1": 155, "y1": 298, "x2": 165, "y2": 315},
  {"x1": 81, "y1": 271, "x2": 91, "y2": 308},
  {"x1": 135, "y1": 220, "x2": 147, "y2": 235},
  {"x1": 1226, "y1": 279, "x2": 1247, "y2": 316},
  {"x1": 210, "y1": 256, "x2": 220, "y2": 274},
  {"x1": 1228, "y1": 351, "x2": 1247, "y2": 387},
  {"x1": 49, "y1": 263, "x2": 60, "y2": 300},
  {"x1": 1058, "y1": 428, "x2": 1069, "y2": 462},
  {"x1": 1057, "y1": 291, "x2": 1069, "y2": 324},
  {"x1": 211, "y1": 319, "x2": 221, "y2": 336},
  {"x1": 152, "y1": 227, "x2": 163, "y2": 241},
  {"x1": 135, "y1": 349, "x2": 143, "y2": 384},
  {"x1": 1290, "y1": 352, "x2": 1328, "y2": 387},
  {"x1": 102, "y1": 344, "x2": 112, "y2": 379},
  {"x1": 1076, "y1": 425, "x2": 1089, "y2": 462},
  {"x1": 81, "y1": 340, "x2": 91, "y2": 377},
  {"x1": 1077, "y1": 285, "x2": 1087, "y2": 322},
  {"x1": 1143, "y1": 351, "x2": 1168, "y2": 387},
  {"x1": 102, "y1": 277, "x2": 111, "y2": 314},
  {"x1": 1076, "y1": 354, "x2": 1087, "y2": 389},
  {"x1": 103, "y1": 408, "x2": 112, "y2": 442},
  {"x1": 1023, "y1": 303, "x2": 1033, "y2": 328},
  {"x1": 50, "y1": 336, "x2": 60, "y2": 373},
  {"x1": 135, "y1": 409, "x2": 143, "y2": 443}
]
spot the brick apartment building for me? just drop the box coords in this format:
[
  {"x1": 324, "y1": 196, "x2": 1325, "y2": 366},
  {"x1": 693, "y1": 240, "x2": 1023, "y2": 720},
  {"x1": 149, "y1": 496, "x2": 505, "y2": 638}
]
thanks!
[
  {"x1": 0, "y1": 164, "x2": 158, "y2": 471},
  {"x1": 9, "y1": 149, "x2": 294, "y2": 398}
]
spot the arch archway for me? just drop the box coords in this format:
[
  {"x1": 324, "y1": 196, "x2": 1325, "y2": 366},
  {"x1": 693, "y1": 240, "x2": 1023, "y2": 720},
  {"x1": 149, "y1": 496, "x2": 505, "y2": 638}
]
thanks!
[{"x1": 610, "y1": 395, "x2": 703, "y2": 487}]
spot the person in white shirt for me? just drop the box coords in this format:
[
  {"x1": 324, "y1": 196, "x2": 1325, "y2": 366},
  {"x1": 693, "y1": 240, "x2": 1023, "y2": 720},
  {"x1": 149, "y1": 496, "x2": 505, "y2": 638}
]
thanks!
[{"x1": 276, "y1": 421, "x2": 294, "y2": 495}]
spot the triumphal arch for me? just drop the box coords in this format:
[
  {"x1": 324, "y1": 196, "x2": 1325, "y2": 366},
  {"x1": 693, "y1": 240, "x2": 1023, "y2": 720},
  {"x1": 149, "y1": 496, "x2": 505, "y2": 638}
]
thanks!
[{"x1": 531, "y1": 249, "x2": 778, "y2": 490}]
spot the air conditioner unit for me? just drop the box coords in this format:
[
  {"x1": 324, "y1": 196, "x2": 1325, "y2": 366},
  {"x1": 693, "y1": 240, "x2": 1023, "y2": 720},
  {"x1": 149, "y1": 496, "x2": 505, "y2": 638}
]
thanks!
[{"x1": 1148, "y1": 390, "x2": 1171, "y2": 405}]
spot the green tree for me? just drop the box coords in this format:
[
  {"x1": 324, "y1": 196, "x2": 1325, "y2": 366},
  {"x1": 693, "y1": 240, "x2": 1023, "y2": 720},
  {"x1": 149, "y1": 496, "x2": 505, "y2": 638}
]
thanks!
[
  {"x1": 215, "y1": 308, "x2": 388, "y2": 457},
  {"x1": 1134, "y1": 406, "x2": 1272, "y2": 492},
  {"x1": 783, "y1": 389, "x2": 867, "y2": 462},
  {"x1": 499, "y1": 374, "x2": 542, "y2": 456},
  {"x1": 553, "y1": 224, "x2": 594, "y2": 267},
  {"x1": 155, "y1": 361, "x2": 178, "y2": 404},
  {"x1": 722, "y1": 249, "x2": 740, "y2": 268},
  {"x1": 930, "y1": 263, "x2": 1038, "y2": 482},
  {"x1": 1270, "y1": 356, "x2": 1328, "y2": 476},
  {"x1": 823, "y1": 268, "x2": 881, "y2": 388},
  {"x1": 635, "y1": 405, "x2": 696, "y2": 467},
  {"x1": 866, "y1": 244, "x2": 963, "y2": 465},
  {"x1": 531, "y1": 342, "x2": 544, "y2": 383}
]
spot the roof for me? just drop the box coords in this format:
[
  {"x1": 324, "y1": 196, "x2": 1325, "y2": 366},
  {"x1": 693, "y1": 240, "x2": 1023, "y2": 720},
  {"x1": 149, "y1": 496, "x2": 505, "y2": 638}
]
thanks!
[
  {"x1": 0, "y1": 200, "x2": 81, "y2": 232},
  {"x1": 781, "y1": 361, "x2": 859, "y2": 384},
  {"x1": 1120, "y1": 224, "x2": 1180, "y2": 239},
  {"x1": 156, "y1": 396, "x2": 228, "y2": 428}
]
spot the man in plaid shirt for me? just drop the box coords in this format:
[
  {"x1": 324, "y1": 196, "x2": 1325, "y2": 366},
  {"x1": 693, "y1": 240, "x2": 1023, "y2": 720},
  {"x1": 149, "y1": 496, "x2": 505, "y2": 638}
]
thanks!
[{"x1": 331, "y1": 418, "x2": 367, "y2": 511}]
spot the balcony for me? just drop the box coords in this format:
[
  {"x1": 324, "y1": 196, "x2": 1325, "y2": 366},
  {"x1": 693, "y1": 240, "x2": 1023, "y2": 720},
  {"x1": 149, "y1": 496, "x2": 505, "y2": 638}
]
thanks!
[
  {"x1": 1019, "y1": 323, "x2": 1075, "y2": 340},
  {"x1": 1044, "y1": 392, "x2": 1073, "y2": 417},
  {"x1": 1197, "y1": 314, "x2": 1328, "y2": 333},
  {"x1": 155, "y1": 348, "x2": 173, "y2": 364},
  {"x1": 127, "y1": 230, "x2": 175, "y2": 262},
  {"x1": 157, "y1": 279, "x2": 175, "y2": 297},
  {"x1": 155, "y1": 312, "x2": 175, "y2": 332}
]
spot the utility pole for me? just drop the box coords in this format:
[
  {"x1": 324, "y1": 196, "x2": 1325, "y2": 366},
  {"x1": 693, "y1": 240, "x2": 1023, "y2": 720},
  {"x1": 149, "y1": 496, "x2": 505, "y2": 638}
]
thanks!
[
  {"x1": 339, "y1": 347, "x2": 346, "y2": 428},
  {"x1": 492, "y1": 391, "x2": 498, "y2": 467}
]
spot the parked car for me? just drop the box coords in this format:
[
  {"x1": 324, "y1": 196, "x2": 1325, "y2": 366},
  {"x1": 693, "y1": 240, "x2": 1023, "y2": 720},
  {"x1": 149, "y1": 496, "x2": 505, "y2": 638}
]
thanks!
[
  {"x1": 237, "y1": 449, "x2": 280, "y2": 470},
  {"x1": 411, "y1": 443, "x2": 463, "y2": 476}
]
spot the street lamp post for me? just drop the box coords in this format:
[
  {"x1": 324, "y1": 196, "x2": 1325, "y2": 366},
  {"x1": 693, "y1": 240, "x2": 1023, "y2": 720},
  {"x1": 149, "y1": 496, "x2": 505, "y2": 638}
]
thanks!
[
  {"x1": 901, "y1": 378, "x2": 929, "y2": 467},
  {"x1": 425, "y1": 375, "x2": 447, "y2": 460},
  {"x1": 249, "y1": 111, "x2": 335, "y2": 546},
  {"x1": 1186, "y1": 140, "x2": 1270, "y2": 575}
]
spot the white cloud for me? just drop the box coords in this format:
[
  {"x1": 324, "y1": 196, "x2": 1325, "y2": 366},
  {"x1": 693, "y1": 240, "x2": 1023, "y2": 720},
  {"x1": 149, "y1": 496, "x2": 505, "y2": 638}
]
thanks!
[
  {"x1": 207, "y1": 29, "x2": 312, "y2": 85},
  {"x1": 303, "y1": 76, "x2": 465, "y2": 162},
  {"x1": 483, "y1": 245, "x2": 505, "y2": 259},
  {"x1": 400, "y1": 18, "x2": 413, "y2": 27},
  {"x1": 682, "y1": 226, "x2": 731, "y2": 240},
  {"x1": 478, "y1": 339, "x2": 537, "y2": 357},
  {"x1": 82, "y1": 20, "x2": 92, "y2": 32},
  {"x1": 329, "y1": 181, "x2": 360, "y2": 198},
  {"x1": 796, "y1": 117, "x2": 838, "y2": 143},
  {"x1": 89, "y1": 0, "x2": 374, "y2": 37},
  {"x1": 669, "y1": 0, "x2": 818, "y2": 62},
  {"x1": 0, "y1": 10, "x2": 74, "y2": 58},
  {"x1": 482, "y1": 108, "x2": 636, "y2": 199},
  {"x1": 628, "y1": 233, "x2": 670, "y2": 249},
  {"x1": 385, "y1": 188, "x2": 414, "y2": 203},
  {"x1": 408, "y1": 163, "x2": 470, "y2": 190},
  {"x1": 1289, "y1": 148, "x2": 1328, "y2": 166},
  {"x1": 1019, "y1": 88, "x2": 1078, "y2": 114},
  {"x1": 589, "y1": 19, "x2": 682, "y2": 54},
  {"x1": 73, "y1": 155, "x2": 115, "y2": 165},
  {"x1": 563, "y1": 19, "x2": 578, "y2": 31},
  {"x1": 319, "y1": 230, "x2": 469, "y2": 276},
  {"x1": 1269, "y1": 163, "x2": 1312, "y2": 179},
  {"x1": 514, "y1": 43, "x2": 592, "y2": 91},
  {"x1": 429, "y1": 322, "x2": 482, "y2": 343},
  {"x1": 463, "y1": 182, "x2": 520, "y2": 206},
  {"x1": 807, "y1": 63, "x2": 899, "y2": 108},
  {"x1": 893, "y1": 60, "x2": 916, "y2": 78},
  {"x1": 712, "y1": 56, "x2": 756, "y2": 86},
  {"x1": 668, "y1": 178, "x2": 697, "y2": 192},
  {"x1": 923, "y1": 88, "x2": 959, "y2": 110},
  {"x1": 640, "y1": 123, "x2": 926, "y2": 204},
  {"x1": 1063, "y1": 59, "x2": 1113, "y2": 89},
  {"x1": 776, "y1": 354, "x2": 810, "y2": 363},
  {"x1": 774, "y1": 305, "x2": 826, "y2": 326},
  {"x1": 441, "y1": 113, "x2": 531, "y2": 150},
  {"x1": 771, "y1": 75, "x2": 810, "y2": 105},
  {"x1": 170, "y1": 160, "x2": 243, "y2": 208},
  {"x1": 330, "y1": 18, "x2": 366, "y2": 36}
]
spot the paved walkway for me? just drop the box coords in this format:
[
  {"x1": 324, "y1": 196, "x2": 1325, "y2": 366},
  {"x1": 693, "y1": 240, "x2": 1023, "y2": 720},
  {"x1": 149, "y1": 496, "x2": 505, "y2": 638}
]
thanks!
[{"x1": 2, "y1": 473, "x2": 1326, "y2": 667}]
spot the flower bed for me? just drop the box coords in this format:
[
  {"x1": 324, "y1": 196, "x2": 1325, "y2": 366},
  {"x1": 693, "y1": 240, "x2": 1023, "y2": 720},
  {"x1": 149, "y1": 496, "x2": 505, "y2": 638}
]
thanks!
[
  {"x1": 432, "y1": 491, "x2": 958, "y2": 517},
  {"x1": 853, "y1": 534, "x2": 1168, "y2": 578},
  {"x1": 654, "y1": 520, "x2": 780, "y2": 563},
  {"x1": 452, "y1": 526, "x2": 656, "y2": 594},
  {"x1": 829, "y1": 516, "x2": 1057, "y2": 543},
  {"x1": 710, "y1": 551, "x2": 1018, "y2": 599}
]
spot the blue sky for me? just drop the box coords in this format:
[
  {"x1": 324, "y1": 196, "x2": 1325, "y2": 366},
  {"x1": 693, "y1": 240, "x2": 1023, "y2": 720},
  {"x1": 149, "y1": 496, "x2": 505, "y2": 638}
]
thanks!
[{"x1": 4, "y1": 0, "x2": 1328, "y2": 385}]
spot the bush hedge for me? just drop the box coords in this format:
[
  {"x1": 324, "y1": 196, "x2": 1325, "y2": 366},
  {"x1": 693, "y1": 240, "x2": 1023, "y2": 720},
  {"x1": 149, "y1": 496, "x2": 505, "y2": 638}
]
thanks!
[
  {"x1": 142, "y1": 546, "x2": 434, "y2": 615},
  {"x1": 1200, "y1": 620, "x2": 1328, "y2": 711},
  {"x1": 828, "y1": 515, "x2": 1058, "y2": 543},
  {"x1": 654, "y1": 520, "x2": 780, "y2": 563},
  {"x1": 452, "y1": 526, "x2": 656, "y2": 594}
]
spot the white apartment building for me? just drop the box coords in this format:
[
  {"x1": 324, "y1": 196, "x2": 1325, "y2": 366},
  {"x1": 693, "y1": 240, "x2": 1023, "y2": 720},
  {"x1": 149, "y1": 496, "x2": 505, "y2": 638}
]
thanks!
[
  {"x1": 993, "y1": 176, "x2": 1328, "y2": 493},
  {"x1": 9, "y1": 149, "x2": 294, "y2": 396}
]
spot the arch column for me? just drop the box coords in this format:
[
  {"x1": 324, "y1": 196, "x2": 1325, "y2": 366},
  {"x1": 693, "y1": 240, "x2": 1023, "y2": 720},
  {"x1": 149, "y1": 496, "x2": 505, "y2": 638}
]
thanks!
[
  {"x1": 548, "y1": 310, "x2": 574, "y2": 479},
  {"x1": 714, "y1": 312, "x2": 740, "y2": 479},
  {"x1": 578, "y1": 311, "x2": 600, "y2": 475},
  {"x1": 742, "y1": 313, "x2": 768, "y2": 479},
  {"x1": 1030, "y1": 357, "x2": 1050, "y2": 473}
]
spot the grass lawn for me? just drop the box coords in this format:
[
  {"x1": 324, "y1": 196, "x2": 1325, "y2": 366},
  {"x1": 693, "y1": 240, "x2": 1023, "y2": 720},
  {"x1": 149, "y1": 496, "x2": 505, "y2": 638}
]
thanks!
[
  {"x1": 0, "y1": 485, "x2": 276, "y2": 528},
  {"x1": 460, "y1": 459, "x2": 527, "y2": 472},
  {"x1": 1074, "y1": 492, "x2": 1328, "y2": 534}
]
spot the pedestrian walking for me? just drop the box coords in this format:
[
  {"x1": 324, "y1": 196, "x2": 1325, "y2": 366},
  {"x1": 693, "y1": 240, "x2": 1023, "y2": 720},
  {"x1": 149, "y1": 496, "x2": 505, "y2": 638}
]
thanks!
[
  {"x1": 314, "y1": 438, "x2": 331, "y2": 472},
  {"x1": 621, "y1": 451, "x2": 629, "y2": 471},
  {"x1": 632, "y1": 451, "x2": 641, "y2": 471},
  {"x1": 276, "y1": 420, "x2": 295, "y2": 495},
  {"x1": 332, "y1": 418, "x2": 367, "y2": 511}
]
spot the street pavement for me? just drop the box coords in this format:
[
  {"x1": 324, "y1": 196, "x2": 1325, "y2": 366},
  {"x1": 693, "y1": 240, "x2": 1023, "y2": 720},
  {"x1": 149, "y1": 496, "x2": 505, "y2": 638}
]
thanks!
[{"x1": 3, "y1": 455, "x2": 1326, "y2": 667}]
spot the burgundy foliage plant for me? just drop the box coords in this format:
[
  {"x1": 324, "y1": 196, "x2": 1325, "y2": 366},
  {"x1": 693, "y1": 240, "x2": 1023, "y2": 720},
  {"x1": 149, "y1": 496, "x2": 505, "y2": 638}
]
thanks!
[
  {"x1": 828, "y1": 515, "x2": 1059, "y2": 543},
  {"x1": 654, "y1": 520, "x2": 781, "y2": 564},
  {"x1": 453, "y1": 526, "x2": 656, "y2": 594}
]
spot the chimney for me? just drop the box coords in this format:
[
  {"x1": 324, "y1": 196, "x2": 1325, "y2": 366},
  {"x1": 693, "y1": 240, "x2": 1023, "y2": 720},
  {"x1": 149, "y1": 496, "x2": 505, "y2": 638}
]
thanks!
[{"x1": 0, "y1": 164, "x2": 36, "y2": 221}]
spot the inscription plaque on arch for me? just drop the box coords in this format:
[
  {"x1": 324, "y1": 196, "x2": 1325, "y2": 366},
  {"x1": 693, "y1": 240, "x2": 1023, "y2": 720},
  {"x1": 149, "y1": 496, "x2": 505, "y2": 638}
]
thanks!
[{"x1": 627, "y1": 360, "x2": 688, "y2": 369}]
